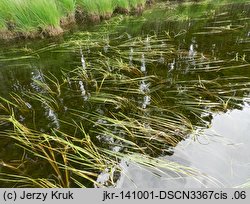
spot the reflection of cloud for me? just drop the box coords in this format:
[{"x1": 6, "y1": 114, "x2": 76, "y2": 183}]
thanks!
[
  {"x1": 47, "y1": 107, "x2": 60, "y2": 129},
  {"x1": 168, "y1": 59, "x2": 175, "y2": 72},
  {"x1": 118, "y1": 107, "x2": 250, "y2": 188},
  {"x1": 31, "y1": 69, "x2": 60, "y2": 129},
  {"x1": 142, "y1": 95, "x2": 151, "y2": 109},
  {"x1": 79, "y1": 81, "x2": 89, "y2": 101},
  {"x1": 129, "y1": 47, "x2": 133, "y2": 65},
  {"x1": 158, "y1": 53, "x2": 165, "y2": 64},
  {"x1": 30, "y1": 69, "x2": 45, "y2": 92},
  {"x1": 139, "y1": 80, "x2": 150, "y2": 93},
  {"x1": 140, "y1": 54, "x2": 146, "y2": 72}
]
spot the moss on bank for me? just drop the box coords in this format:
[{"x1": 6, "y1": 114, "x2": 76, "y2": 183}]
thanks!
[{"x1": 0, "y1": 0, "x2": 151, "y2": 40}]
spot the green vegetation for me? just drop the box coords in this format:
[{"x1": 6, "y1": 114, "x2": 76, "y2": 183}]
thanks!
[
  {"x1": 77, "y1": 0, "x2": 115, "y2": 19},
  {"x1": 0, "y1": 0, "x2": 148, "y2": 39},
  {"x1": 0, "y1": 32, "x2": 204, "y2": 187},
  {"x1": 0, "y1": 0, "x2": 247, "y2": 39},
  {"x1": 58, "y1": 0, "x2": 76, "y2": 14},
  {"x1": 129, "y1": 0, "x2": 144, "y2": 8},
  {"x1": 96, "y1": 0, "x2": 115, "y2": 17},
  {"x1": 114, "y1": 0, "x2": 130, "y2": 10},
  {"x1": 0, "y1": 0, "x2": 62, "y2": 37},
  {"x1": 77, "y1": 0, "x2": 99, "y2": 15},
  {"x1": 1, "y1": 11, "x2": 249, "y2": 185},
  {"x1": 0, "y1": 20, "x2": 6, "y2": 30},
  {"x1": 0, "y1": 0, "x2": 249, "y2": 188}
]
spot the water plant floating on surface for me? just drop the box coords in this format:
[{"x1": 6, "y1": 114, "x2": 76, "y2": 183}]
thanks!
[
  {"x1": 0, "y1": 0, "x2": 249, "y2": 188},
  {"x1": 1, "y1": 27, "x2": 249, "y2": 186}
]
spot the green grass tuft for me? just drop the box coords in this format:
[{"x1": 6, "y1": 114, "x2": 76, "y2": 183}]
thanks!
[
  {"x1": 0, "y1": 0, "x2": 150, "y2": 37},
  {"x1": 29, "y1": 0, "x2": 61, "y2": 28},
  {"x1": 96, "y1": 0, "x2": 115, "y2": 16},
  {"x1": 0, "y1": 0, "x2": 61, "y2": 32},
  {"x1": 57, "y1": 0, "x2": 76, "y2": 15},
  {"x1": 77, "y1": 0, "x2": 99, "y2": 15}
]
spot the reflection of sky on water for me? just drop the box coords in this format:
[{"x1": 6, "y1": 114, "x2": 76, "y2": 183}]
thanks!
[
  {"x1": 118, "y1": 104, "x2": 250, "y2": 188},
  {"x1": 0, "y1": 0, "x2": 249, "y2": 187}
]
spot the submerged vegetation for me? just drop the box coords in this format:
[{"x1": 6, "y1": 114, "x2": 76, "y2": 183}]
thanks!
[
  {"x1": 0, "y1": 31, "x2": 201, "y2": 187},
  {"x1": 0, "y1": 0, "x2": 250, "y2": 188},
  {"x1": 0, "y1": 0, "x2": 149, "y2": 40},
  {"x1": 1, "y1": 17, "x2": 250, "y2": 187}
]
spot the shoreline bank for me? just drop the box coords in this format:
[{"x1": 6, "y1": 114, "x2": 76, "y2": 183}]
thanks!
[{"x1": 0, "y1": 0, "x2": 154, "y2": 41}]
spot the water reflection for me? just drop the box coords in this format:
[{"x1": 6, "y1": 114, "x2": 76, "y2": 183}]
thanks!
[
  {"x1": 79, "y1": 80, "x2": 89, "y2": 101},
  {"x1": 119, "y1": 105, "x2": 250, "y2": 188},
  {"x1": 188, "y1": 38, "x2": 198, "y2": 59},
  {"x1": 31, "y1": 69, "x2": 45, "y2": 92},
  {"x1": 80, "y1": 47, "x2": 86, "y2": 69},
  {"x1": 168, "y1": 58, "x2": 175, "y2": 72},
  {"x1": 31, "y1": 69, "x2": 60, "y2": 129},
  {"x1": 0, "y1": 0, "x2": 249, "y2": 187},
  {"x1": 129, "y1": 47, "x2": 133, "y2": 65},
  {"x1": 140, "y1": 53, "x2": 146, "y2": 73}
]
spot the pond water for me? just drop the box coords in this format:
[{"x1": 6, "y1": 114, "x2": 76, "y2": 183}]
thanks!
[
  {"x1": 118, "y1": 104, "x2": 250, "y2": 187},
  {"x1": 0, "y1": 0, "x2": 250, "y2": 187}
]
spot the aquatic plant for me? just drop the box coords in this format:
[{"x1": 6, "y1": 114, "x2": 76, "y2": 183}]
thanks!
[
  {"x1": 1, "y1": 27, "x2": 249, "y2": 187},
  {"x1": 1, "y1": 0, "x2": 249, "y2": 188},
  {"x1": 235, "y1": 180, "x2": 250, "y2": 188},
  {"x1": 0, "y1": 31, "x2": 204, "y2": 187},
  {"x1": 0, "y1": 64, "x2": 204, "y2": 187}
]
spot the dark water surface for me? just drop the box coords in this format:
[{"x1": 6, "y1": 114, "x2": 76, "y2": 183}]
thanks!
[{"x1": 0, "y1": 1, "x2": 250, "y2": 187}]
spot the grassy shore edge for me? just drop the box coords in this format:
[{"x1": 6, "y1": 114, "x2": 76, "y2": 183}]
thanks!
[{"x1": 0, "y1": 0, "x2": 154, "y2": 40}]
